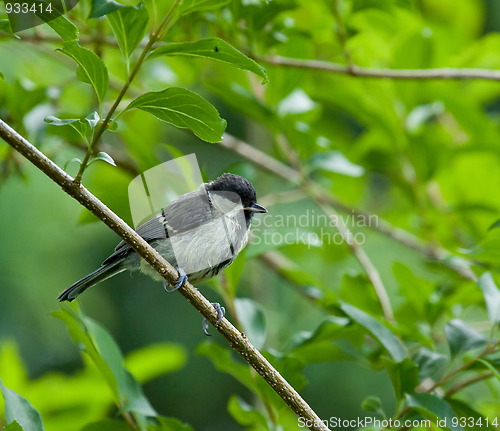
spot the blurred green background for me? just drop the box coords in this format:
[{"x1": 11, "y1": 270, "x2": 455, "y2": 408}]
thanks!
[{"x1": 1, "y1": 0, "x2": 500, "y2": 429}]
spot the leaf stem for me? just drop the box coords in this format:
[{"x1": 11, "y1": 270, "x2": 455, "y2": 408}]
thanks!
[
  {"x1": 122, "y1": 410, "x2": 138, "y2": 429},
  {"x1": 427, "y1": 340, "x2": 500, "y2": 392},
  {"x1": 444, "y1": 372, "x2": 493, "y2": 397}
]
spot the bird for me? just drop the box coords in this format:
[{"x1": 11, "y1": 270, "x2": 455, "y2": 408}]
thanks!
[{"x1": 57, "y1": 173, "x2": 267, "y2": 334}]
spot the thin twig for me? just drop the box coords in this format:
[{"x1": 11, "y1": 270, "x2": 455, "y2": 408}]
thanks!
[
  {"x1": 273, "y1": 130, "x2": 394, "y2": 321},
  {"x1": 393, "y1": 370, "x2": 496, "y2": 431},
  {"x1": 307, "y1": 182, "x2": 394, "y2": 321},
  {"x1": 444, "y1": 372, "x2": 493, "y2": 397},
  {"x1": 427, "y1": 340, "x2": 500, "y2": 393},
  {"x1": 0, "y1": 118, "x2": 331, "y2": 431},
  {"x1": 264, "y1": 56, "x2": 500, "y2": 82}
]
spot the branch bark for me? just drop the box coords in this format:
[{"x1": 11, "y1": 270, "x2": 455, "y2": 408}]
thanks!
[
  {"x1": 0, "y1": 118, "x2": 331, "y2": 431},
  {"x1": 264, "y1": 56, "x2": 500, "y2": 82}
]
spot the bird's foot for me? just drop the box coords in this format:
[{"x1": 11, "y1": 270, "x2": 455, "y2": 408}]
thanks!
[
  {"x1": 202, "y1": 302, "x2": 225, "y2": 336},
  {"x1": 163, "y1": 267, "x2": 188, "y2": 293}
]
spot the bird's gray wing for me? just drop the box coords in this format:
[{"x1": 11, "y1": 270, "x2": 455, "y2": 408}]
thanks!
[{"x1": 102, "y1": 187, "x2": 214, "y2": 265}]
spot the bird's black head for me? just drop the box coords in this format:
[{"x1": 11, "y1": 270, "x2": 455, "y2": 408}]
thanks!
[{"x1": 207, "y1": 173, "x2": 267, "y2": 224}]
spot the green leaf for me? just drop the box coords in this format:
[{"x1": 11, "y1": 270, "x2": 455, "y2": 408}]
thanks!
[
  {"x1": 310, "y1": 151, "x2": 365, "y2": 177},
  {"x1": 361, "y1": 396, "x2": 383, "y2": 414},
  {"x1": 287, "y1": 315, "x2": 355, "y2": 364},
  {"x1": 0, "y1": 379, "x2": 45, "y2": 431},
  {"x1": 149, "y1": 38, "x2": 267, "y2": 82},
  {"x1": 84, "y1": 318, "x2": 157, "y2": 416},
  {"x1": 58, "y1": 42, "x2": 109, "y2": 108},
  {"x1": 89, "y1": 0, "x2": 125, "y2": 18},
  {"x1": 227, "y1": 395, "x2": 268, "y2": 428},
  {"x1": 108, "y1": 120, "x2": 119, "y2": 131},
  {"x1": 81, "y1": 420, "x2": 133, "y2": 431},
  {"x1": 124, "y1": 88, "x2": 226, "y2": 143},
  {"x1": 0, "y1": 342, "x2": 29, "y2": 389},
  {"x1": 489, "y1": 219, "x2": 500, "y2": 231},
  {"x1": 477, "y1": 359, "x2": 500, "y2": 382},
  {"x1": 405, "y1": 393, "x2": 463, "y2": 431},
  {"x1": 179, "y1": 0, "x2": 231, "y2": 16},
  {"x1": 384, "y1": 357, "x2": 419, "y2": 402},
  {"x1": 0, "y1": 18, "x2": 16, "y2": 37},
  {"x1": 465, "y1": 228, "x2": 500, "y2": 264},
  {"x1": 124, "y1": 343, "x2": 188, "y2": 383},
  {"x1": 412, "y1": 348, "x2": 448, "y2": 381},
  {"x1": 340, "y1": 302, "x2": 407, "y2": 362},
  {"x1": 45, "y1": 112, "x2": 99, "y2": 145},
  {"x1": 5, "y1": 421, "x2": 24, "y2": 431},
  {"x1": 289, "y1": 315, "x2": 352, "y2": 350},
  {"x1": 478, "y1": 272, "x2": 500, "y2": 326},
  {"x1": 393, "y1": 262, "x2": 434, "y2": 317},
  {"x1": 223, "y1": 249, "x2": 246, "y2": 294},
  {"x1": 3, "y1": 0, "x2": 77, "y2": 38},
  {"x1": 40, "y1": 12, "x2": 79, "y2": 41},
  {"x1": 234, "y1": 298, "x2": 266, "y2": 350},
  {"x1": 405, "y1": 102, "x2": 445, "y2": 134},
  {"x1": 196, "y1": 342, "x2": 259, "y2": 395},
  {"x1": 444, "y1": 319, "x2": 487, "y2": 358},
  {"x1": 53, "y1": 305, "x2": 157, "y2": 417},
  {"x1": 53, "y1": 306, "x2": 118, "y2": 396},
  {"x1": 339, "y1": 274, "x2": 381, "y2": 316},
  {"x1": 446, "y1": 399, "x2": 488, "y2": 422},
  {"x1": 148, "y1": 417, "x2": 194, "y2": 431},
  {"x1": 86, "y1": 111, "x2": 100, "y2": 128},
  {"x1": 0, "y1": 70, "x2": 5, "y2": 80},
  {"x1": 263, "y1": 351, "x2": 308, "y2": 391},
  {"x1": 206, "y1": 81, "x2": 276, "y2": 130},
  {"x1": 89, "y1": 152, "x2": 117, "y2": 167},
  {"x1": 107, "y1": 3, "x2": 149, "y2": 60},
  {"x1": 121, "y1": 371, "x2": 157, "y2": 416}
]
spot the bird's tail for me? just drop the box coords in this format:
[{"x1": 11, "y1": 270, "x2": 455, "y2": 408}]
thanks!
[{"x1": 57, "y1": 260, "x2": 126, "y2": 302}]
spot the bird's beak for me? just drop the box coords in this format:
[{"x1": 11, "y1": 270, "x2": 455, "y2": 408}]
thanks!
[{"x1": 245, "y1": 203, "x2": 268, "y2": 213}]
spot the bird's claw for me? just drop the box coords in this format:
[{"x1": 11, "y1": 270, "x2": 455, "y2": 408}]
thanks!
[
  {"x1": 203, "y1": 302, "x2": 225, "y2": 336},
  {"x1": 163, "y1": 267, "x2": 188, "y2": 293}
]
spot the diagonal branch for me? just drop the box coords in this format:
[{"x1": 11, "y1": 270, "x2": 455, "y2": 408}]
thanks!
[
  {"x1": 275, "y1": 130, "x2": 393, "y2": 320},
  {"x1": 264, "y1": 56, "x2": 500, "y2": 82},
  {"x1": 0, "y1": 118, "x2": 331, "y2": 431}
]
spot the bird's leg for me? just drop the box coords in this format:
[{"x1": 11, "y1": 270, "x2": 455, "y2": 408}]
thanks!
[
  {"x1": 163, "y1": 266, "x2": 188, "y2": 293},
  {"x1": 203, "y1": 303, "x2": 225, "y2": 336}
]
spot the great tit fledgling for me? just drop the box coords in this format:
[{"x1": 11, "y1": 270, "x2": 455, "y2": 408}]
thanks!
[{"x1": 57, "y1": 173, "x2": 267, "y2": 307}]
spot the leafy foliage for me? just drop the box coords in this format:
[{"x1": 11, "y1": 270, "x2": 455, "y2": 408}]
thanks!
[
  {"x1": 124, "y1": 88, "x2": 227, "y2": 143},
  {"x1": 1, "y1": 0, "x2": 500, "y2": 429},
  {"x1": 0, "y1": 378, "x2": 45, "y2": 431},
  {"x1": 148, "y1": 38, "x2": 268, "y2": 83}
]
